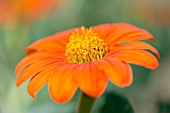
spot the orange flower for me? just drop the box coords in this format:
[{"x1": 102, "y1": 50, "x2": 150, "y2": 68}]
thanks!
[
  {"x1": 21, "y1": 0, "x2": 60, "y2": 21},
  {"x1": 0, "y1": 0, "x2": 60, "y2": 25},
  {"x1": 0, "y1": 0, "x2": 19, "y2": 25},
  {"x1": 15, "y1": 23, "x2": 160, "y2": 103}
]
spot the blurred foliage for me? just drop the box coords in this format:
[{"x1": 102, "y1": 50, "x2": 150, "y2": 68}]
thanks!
[
  {"x1": 157, "y1": 101, "x2": 170, "y2": 113},
  {"x1": 99, "y1": 92, "x2": 134, "y2": 113},
  {"x1": 0, "y1": 0, "x2": 170, "y2": 113}
]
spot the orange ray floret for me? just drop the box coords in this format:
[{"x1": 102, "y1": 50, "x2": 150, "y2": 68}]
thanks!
[{"x1": 15, "y1": 23, "x2": 160, "y2": 103}]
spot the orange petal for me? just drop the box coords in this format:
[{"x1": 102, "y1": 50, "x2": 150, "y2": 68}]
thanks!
[
  {"x1": 16, "y1": 58, "x2": 66, "y2": 87},
  {"x1": 48, "y1": 64, "x2": 78, "y2": 103},
  {"x1": 15, "y1": 52, "x2": 63, "y2": 75},
  {"x1": 27, "y1": 65, "x2": 61, "y2": 98},
  {"x1": 27, "y1": 72, "x2": 48, "y2": 98},
  {"x1": 110, "y1": 49, "x2": 159, "y2": 70},
  {"x1": 92, "y1": 23, "x2": 154, "y2": 45},
  {"x1": 26, "y1": 28, "x2": 75, "y2": 54},
  {"x1": 73, "y1": 62, "x2": 107, "y2": 98},
  {"x1": 95, "y1": 57, "x2": 133, "y2": 87},
  {"x1": 92, "y1": 24, "x2": 113, "y2": 39},
  {"x1": 110, "y1": 41, "x2": 160, "y2": 59}
]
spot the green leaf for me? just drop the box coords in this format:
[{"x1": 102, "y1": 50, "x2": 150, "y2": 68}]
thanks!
[
  {"x1": 99, "y1": 92, "x2": 134, "y2": 113},
  {"x1": 157, "y1": 101, "x2": 170, "y2": 113}
]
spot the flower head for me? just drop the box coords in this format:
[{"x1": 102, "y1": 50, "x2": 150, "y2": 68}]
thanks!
[
  {"x1": 15, "y1": 23, "x2": 160, "y2": 103},
  {"x1": 65, "y1": 27, "x2": 109, "y2": 63}
]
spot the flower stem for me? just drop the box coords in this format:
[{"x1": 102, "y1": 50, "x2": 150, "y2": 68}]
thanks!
[{"x1": 77, "y1": 92, "x2": 96, "y2": 113}]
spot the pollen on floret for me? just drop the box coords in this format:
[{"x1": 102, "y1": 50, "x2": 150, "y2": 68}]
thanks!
[{"x1": 65, "y1": 26, "x2": 109, "y2": 64}]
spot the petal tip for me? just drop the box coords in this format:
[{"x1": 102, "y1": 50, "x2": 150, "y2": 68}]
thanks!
[
  {"x1": 16, "y1": 81, "x2": 21, "y2": 87},
  {"x1": 113, "y1": 80, "x2": 132, "y2": 88},
  {"x1": 151, "y1": 38, "x2": 156, "y2": 42},
  {"x1": 16, "y1": 83, "x2": 19, "y2": 87},
  {"x1": 31, "y1": 95, "x2": 35, "y2": 99},
  {"x1": 49, "y1": 95, "x2": 70, "y2": 104},
  {"x1": 157, "y1": 53, "x2": 161, "y2": 59},
  {"x1": 28, "y1": 89, "x2": 36, "y2": 99},
  {"x1": 152, "y1": 63, "x2": 159, "y2": 70}
]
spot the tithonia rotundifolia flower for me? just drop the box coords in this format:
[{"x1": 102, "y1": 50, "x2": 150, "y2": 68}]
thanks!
[{"x1": 15, "y1": 23, "x2": 160, "y2": 103}]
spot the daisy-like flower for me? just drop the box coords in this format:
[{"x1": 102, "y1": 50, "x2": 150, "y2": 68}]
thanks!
[{"x1": 15, "y1": 23, "x2": 160, "y2": 103}]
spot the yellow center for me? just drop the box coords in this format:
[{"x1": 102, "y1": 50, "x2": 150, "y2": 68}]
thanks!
[{"x1": 65, "y1": 26, "x2": 109, "y2": 64}]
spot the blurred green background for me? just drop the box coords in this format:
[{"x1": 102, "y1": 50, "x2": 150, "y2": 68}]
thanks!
[{"x1": 0, "y1": 0, "x2": 170, "y2": 113}]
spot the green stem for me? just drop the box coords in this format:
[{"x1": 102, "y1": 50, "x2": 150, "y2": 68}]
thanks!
[{"x1": 77, "y1": 92, "x2": 96, "y2": 113}]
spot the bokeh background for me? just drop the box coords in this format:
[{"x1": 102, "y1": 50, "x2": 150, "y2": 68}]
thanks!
[{"x1": 0, "y1": 0, "x2": 170, "y2": 113}]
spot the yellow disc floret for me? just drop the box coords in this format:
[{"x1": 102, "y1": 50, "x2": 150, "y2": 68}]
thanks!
[{"x1": 65, "y1": 26, "x2": 109, "y2": 64}]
